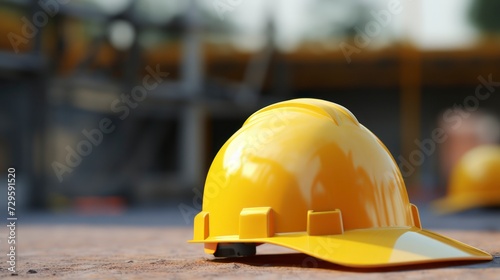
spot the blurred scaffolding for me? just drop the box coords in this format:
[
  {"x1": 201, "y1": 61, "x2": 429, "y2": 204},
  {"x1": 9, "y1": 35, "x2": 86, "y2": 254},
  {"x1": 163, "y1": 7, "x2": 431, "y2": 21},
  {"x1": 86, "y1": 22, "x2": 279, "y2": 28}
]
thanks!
[{"x1": 1, "y1": 0, "x2": 500, "y2": 210}]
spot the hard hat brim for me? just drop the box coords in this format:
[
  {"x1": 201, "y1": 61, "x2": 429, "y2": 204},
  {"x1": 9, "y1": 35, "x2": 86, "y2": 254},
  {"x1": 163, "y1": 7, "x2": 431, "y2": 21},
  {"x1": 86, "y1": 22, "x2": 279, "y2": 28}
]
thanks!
[
  {"x1": 191, "y1": 227, "x2": 491, "y2": 267},
  {"x1": 432, "y1": 194, "x2": 500, "y2": 214}
]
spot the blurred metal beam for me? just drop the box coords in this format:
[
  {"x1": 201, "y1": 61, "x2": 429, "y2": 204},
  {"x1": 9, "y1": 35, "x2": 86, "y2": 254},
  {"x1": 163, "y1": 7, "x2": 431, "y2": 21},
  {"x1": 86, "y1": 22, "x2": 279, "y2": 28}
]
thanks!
[
  {"x1": 0, "y1": 51, "x2": 45, "y2": 72},
  {"x1": 0, "y1": 1, "x2": 48, "y2": 209},
  {"x1": 180, "y1": 0, "x2": 203, "y2": 98},
  {"x1": 236, "y1": 26, "x2": 274, "y2": 104},
  {"x1": 180, "y1": 0, "x2": 206, "y2": 189}
]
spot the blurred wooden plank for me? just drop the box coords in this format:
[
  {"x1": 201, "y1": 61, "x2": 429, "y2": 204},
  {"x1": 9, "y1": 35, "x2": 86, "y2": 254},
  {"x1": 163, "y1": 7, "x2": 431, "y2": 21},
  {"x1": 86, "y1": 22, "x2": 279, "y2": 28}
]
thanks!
[{"x1": 399, "y1": 44, "x2": 422, "y2": 186}]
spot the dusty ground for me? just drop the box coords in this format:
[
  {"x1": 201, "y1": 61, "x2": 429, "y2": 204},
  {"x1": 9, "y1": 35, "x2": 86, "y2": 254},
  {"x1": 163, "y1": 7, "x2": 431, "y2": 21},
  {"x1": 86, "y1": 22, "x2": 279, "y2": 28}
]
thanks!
[{"x1": 0, "y1": 208, "x2": 499, "y2": 279}]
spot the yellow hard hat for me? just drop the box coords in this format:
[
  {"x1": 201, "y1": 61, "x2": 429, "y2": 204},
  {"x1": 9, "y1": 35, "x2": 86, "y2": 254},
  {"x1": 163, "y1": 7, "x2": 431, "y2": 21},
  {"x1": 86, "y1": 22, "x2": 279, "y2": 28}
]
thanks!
[
  {"x1": 433, "y1": 145, "x2": 500, "y2": 214},
  {"x1": 189, "y1": 98, "x2": 491, "y2": 267}
]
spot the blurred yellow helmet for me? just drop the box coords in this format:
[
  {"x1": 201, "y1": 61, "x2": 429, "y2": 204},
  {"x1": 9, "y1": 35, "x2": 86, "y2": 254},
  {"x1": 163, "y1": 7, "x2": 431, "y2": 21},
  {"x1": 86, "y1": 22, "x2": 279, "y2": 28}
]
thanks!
[
  {"x1": 433, "y1": 145, "x2": 500, "y2": 214},
  {"x1": 190, "y1": 98, "x2": 491, "y2": 267}
]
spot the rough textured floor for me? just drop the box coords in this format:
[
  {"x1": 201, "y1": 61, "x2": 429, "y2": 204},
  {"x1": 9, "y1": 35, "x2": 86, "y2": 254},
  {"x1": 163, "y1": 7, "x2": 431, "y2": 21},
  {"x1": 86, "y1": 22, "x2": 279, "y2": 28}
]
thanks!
[{"x1": 0, "y1": 207, "x2": 499, "y2": 279}]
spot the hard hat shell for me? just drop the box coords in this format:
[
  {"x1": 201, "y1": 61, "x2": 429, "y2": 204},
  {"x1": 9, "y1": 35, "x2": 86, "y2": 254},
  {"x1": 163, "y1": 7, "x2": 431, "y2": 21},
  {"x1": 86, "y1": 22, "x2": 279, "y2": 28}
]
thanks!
[
  {"x1": 190, "y1": 99, "x2": 491, "y2": 267},
  {"x1": 433, "y1": 145, "x2": 500, "y2": 214}
]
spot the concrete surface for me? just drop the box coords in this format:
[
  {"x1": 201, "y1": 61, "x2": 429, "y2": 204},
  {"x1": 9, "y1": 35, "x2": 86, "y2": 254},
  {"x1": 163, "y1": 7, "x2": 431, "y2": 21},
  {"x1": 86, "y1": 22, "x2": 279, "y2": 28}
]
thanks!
[{"x1": 0, "y1": 206, "x2": 499, "y2": 279}]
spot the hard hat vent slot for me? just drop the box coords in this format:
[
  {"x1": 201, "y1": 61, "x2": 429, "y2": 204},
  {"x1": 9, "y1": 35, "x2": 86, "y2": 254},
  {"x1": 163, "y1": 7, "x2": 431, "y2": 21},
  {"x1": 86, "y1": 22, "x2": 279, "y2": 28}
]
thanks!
[
  {"x1": 239, "y1": 207, "x2": 274, "y2": 239},
  {"x1": 307, "y1": 209, "x2": 344, "y2": 236}
]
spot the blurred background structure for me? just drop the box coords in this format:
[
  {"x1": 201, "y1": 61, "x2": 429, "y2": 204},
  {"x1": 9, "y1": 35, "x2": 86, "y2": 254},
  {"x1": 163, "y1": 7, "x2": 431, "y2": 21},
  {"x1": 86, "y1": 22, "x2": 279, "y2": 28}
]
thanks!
[{"x1": 1, "y1": 0, "x2": 500, "y2": 212}]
